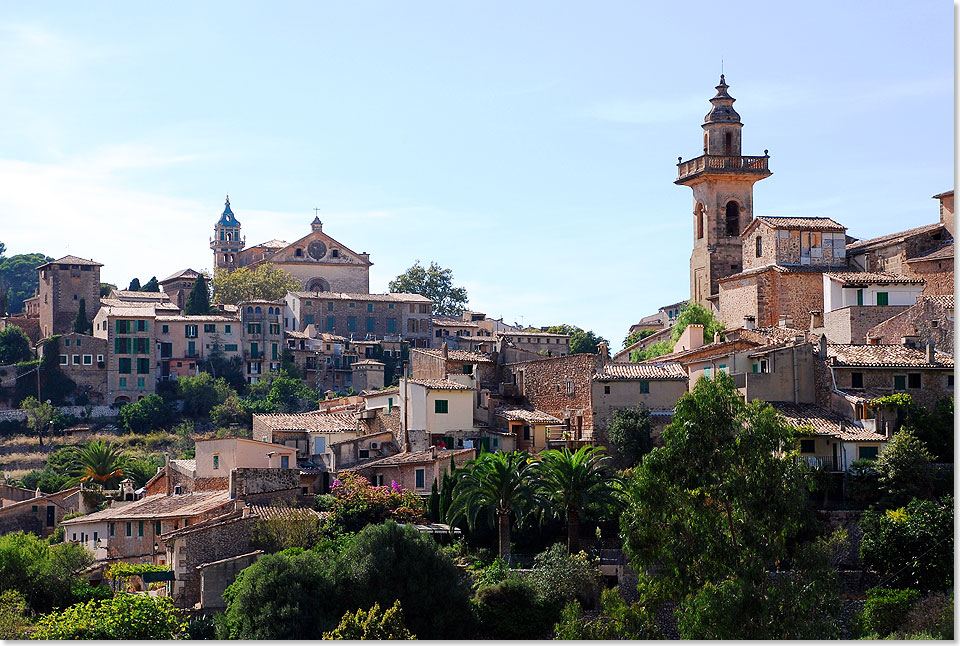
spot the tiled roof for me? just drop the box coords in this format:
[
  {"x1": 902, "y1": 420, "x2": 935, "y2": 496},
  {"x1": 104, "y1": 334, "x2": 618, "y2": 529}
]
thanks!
[
  {"x1": 837, "y1": 387, "x2": 897, "y2": 405},
  {"x1": 825, "y1": 272, "x2": 925, "y2": 285},
  {"x1": 718, "y1": 263, "x2": 832, "y2": 282},
  {"x1": 156, "y1": 314, "x2": 239, "y2": 322},
  {"x1": 754, "y1": 216, "x2": 846, "y2": 232},
  {"x1": 352, "y1": 359, "x2": 384, "y2": 366},
  {"x1": 169, "y1": 459, "x2": 196, "y2": 474},
  {"x1": 846, "y1": 223, "x2": 944, "y2": 254},
  {"x1": 643, "y1": 338, "x2": 760, "y2": 364},
  {"x1": 344, "y1": 448, "x2": 474, "y2": 470},
  {"x1": 906, "y1": 241, "x2": 954, "y2": 263},
  {"x1": 494, "y1": 406, "x2": 561, "y2": 424},
  {"x1": 407, "y1": 378, "x2": 472, "y2": 390},
  {"x1": 363, "y1": 386, "x2": 399, "y2": 397},
  {"x1": 415, "y1": 348, "x2": 494, "y2": 363},
  {"x1": 110, "y1": 290, "x2": 171, "y2": 301},
  {"x1": 742, "y1": 326, "x2": 812, "y2": 345},
  {"x1": 290, "y1": 291, "x2": 431, "y2": 303},
  {"x1": 432, "y1": 317, "x2": 480, "y2": 328},
  {"x1": 919, "y1": 294, "x2": 955, "y2": 308},
  {"x1": 246, "y1": 504, "x2": 327, "y2": 521},
  {"x1": 826, "y1": 344, "x2": 953, "y2": 368},
  {"x1": 37, "y1": 255, "x2": 103, "y2": 269},
  {"x1": 250, "y1": 239, "x2": 289, "y2": 249},
  {"x1": 770, "y1": 402, "x2": 886, "y2": 442},
  {"x1": 594, "y1": 362, "x2": 687, "y2": 381},
  {"x1": 61, "y1": 491, "x2": 232, "y2": 524},
  {"x1": 160, "y1": 268, "x2": 200, "y2": 283},
  {"x1": 98, "y1": 304, "x2": 159, "y2": 318},
  {"x1": 254, "y1": 412, "x2": 358, "y2": 432},
  {"x1": 500, "y1": 331, "x2": 570, "y2": 338}
]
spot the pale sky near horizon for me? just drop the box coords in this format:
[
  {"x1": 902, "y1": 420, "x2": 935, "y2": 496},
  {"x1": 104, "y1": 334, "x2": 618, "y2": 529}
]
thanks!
[{"x1": 0, "y1": 2, "x2": 953, "y2": 347}]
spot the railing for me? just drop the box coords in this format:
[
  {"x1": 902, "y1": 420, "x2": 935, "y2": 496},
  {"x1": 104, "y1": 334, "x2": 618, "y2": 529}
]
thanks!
[
  {"x1": 796, "y1": 455, "x2": 843, "y2": 472},
  {"x1": 244, "y1": 351, "x2": 262, "y2": 360},
  {"x1": 677, "y1": 154, "x2": 770, "y2": 180}
]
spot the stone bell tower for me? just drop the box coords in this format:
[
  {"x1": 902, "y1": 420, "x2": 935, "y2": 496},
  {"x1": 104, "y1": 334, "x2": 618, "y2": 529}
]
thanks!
[
  {"x1": 676, "y1": 75, "x2": 771, "y2": 308},
  {"x1": 211, "y1": 196, "x2": 245, "y2": 272}
]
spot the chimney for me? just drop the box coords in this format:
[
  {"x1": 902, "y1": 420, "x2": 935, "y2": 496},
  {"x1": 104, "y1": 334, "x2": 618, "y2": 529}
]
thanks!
[
  {"x1": 743, "y1": 315, "x2": 756, "y2": 330},
  {"x1": 809, "y1": 310, "x2": 823, "y2": 330},
  {"x1": 901, "y1": 325, "x2": 920, "y2": 348},
  {"x1": 675, "y1": 324, "x2": 704, "y2": 352},
  {"x1": 441, "y1": 342, "x2": 449, "y2": 360},
  {"x1": 713, "y1": 331, "x2": 722, "y2": 344},
  {"x1": 431, "y1": 445, "x2": 438, "y2": 459},
  {"x1": 778, "y1": 314, "x2": 793, "y2": 328},
  {"x1": 818, "y1": 334, "x2": 828, "y2": 359},
  {"x1": 926, "y1": 341, "x2": 936, "y2": 364},
  {"x1": 597, "y1": 341, "x2": 609, "y2": 366}
]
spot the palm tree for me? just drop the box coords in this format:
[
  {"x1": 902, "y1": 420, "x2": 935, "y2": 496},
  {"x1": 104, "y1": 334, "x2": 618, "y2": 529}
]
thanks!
[
  {"x1": 537, "y1": 446, "x2": 623, "y2": 553},
  {"x1": 71, "y1": 441, "x2": 128, "y2": 489},
  {"x1": 447, "y1": 451, "x2": 545, "y2": 557}
]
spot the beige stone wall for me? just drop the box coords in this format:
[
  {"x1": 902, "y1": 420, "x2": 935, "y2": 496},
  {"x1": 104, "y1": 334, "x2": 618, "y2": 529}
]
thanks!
[
  {"x1": 833, "y1": 366, "x2": 953, "y2": 410},
  {"x1": 823, "y1": 305, "x2": 911, "y2": 344},
  {"x1": 909, "y1": 259, "x2": 954, "y2": 297},
  {"x1": 38, "y1": 262, "x2": 101, "y2": 338},
  {"x1": 169, "y1": 515, "x2": 257, "y2": 609},
  {"x1": 718, "y1": 273, "x2": 760, "y2": 328},
  {"x1": 55, "y1": 333, "x2": 108, "y2": 404},
  {"x1": 771, "y1": 272, "x2": 825, "y2": 330},
  {"x1": 591, "y1": 379, "x2": 689, "y2": 445},
  {"x1": 741, "y1": 223, "x2": 779, "y2": 271},
  {"x1": 867, "y1": 299, "x2": 954, "y2": 355}
]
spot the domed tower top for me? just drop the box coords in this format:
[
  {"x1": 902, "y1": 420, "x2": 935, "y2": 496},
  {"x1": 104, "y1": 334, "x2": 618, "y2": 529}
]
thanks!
[
  {"x1": 311, "y1": 215, "x2": 323, "y2": 232},
  {"x1": 704, "y1": 75, "x2": 741, "y2": 124},
  {"x1": 217, "y1": 195, "x2": 241, "y2": 227}
]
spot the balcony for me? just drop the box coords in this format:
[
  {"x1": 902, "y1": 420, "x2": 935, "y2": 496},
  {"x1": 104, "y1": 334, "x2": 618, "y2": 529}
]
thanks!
[
  {"x1": 796, "y1": 455, "x2": 844, "y2": 472},
  {"x1": 244, "y1": 351, "x2": 262, "y2": 360},
  {"x1": 676, "y1": 154, "x2": 771, "y2": 183}
]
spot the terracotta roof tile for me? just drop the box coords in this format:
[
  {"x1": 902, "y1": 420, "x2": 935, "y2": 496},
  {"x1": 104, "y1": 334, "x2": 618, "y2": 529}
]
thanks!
[
  {"x1": 906, "y1": 241, "x2": 954, "y2": 263},
  {"x1": 407, "y1": 378, "x2": 472, "y2": 390},
  {"x1": 160, "y1": 268, "x2": 200, "y2": 283},
  {"x1": 253, "y1": 412, "x2": 358, "y2": 432},
  {"x1": 826, "y1": 344, "x2": 953, "y2": 368},
  {"x1": 37, "y1": 255, "x2": 103, "y2": 268},
  {"x1": 494, "y1": 406, "x2": 562, "y2": 424},
  {"x1": 290, "y1": 291, "x2": 431, "y2": 303},
  {"x1": 770, "y1": 402, "x2": 886, "y2": 441},
  {"x1": 414, "y1": 348, "x2": 494, "y2": 363},
  {"x1": 846, "y1": 222, "x2": 944, "y2": 254},
  {"x1": 755, "y1": 216, "x2": 846, "y2": 232},
  {"x1": 61, "y1": 491, "x2": 232, "y2": 524},
  {"x1": 344, "y1": 448, "x2": 475, "y2": 470},
  {"x1": 825, "y1": 272, "x2": 925, "y2": 285},
  {"x1": 718, "y1": 264, "x2": 832, "y2": 282},
  {"x1": 594, "y1": 362, "x2": 687, "y2": 380}
]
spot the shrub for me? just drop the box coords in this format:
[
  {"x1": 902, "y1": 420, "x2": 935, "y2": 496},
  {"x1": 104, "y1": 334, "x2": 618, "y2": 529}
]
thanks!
[
  {"x1": 898, "y1": 591, "x2": 953, "y2": 639},
  {"x1": 0, "y1": 532, "x2": 92, "y2": 613},
  {"x1": 475, "y1": 576, "x2": 553, "y2": 639},
  {"x1": 322, "y1": 600, "x2": 415, "y2": 640},
  {"x1": 328, "y1": 472, "x2": 425, "y2": 532},
  {"x1": 873, "y1": 430, "x2": 935, "y2": 507},
  {"x1": 251, "y1": 507, "x2": 322, "y2": 552},
  {"x1": 118, "y1": 394, "x2": 169, "y2": 433},
  {"x1": 555, "y1": 587, "x2": 660, "y2": 640},
  {"x1": 857, "y1": 587, "x2": 920, "y2": 638},
  {"x1": 528, "y1": 543, "x2": 601, "y2": 610},
  {"x1": 0, "y1": 590, "x2": 30, "y2": 639},
  {"x1": 845, "y1": 459, "x2": 880, "y2": 503},
  {"x1": 32, "y1": 593, "x2": 187, "y2": 639}
]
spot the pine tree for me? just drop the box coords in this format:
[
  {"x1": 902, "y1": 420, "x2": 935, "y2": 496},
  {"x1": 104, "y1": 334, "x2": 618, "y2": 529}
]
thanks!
[
  {"x1": 127, "y1": 278, "x2": 141, "y2": 291},
  {"x1": 72, "y1": 299, "x2": 91, "y2": 334},
  {"x1": 140, "y1": 276, "x2": 160, "y2": 292},
  {"x1": 184, "y1": 274, "x2": 211, "y2": 315}
]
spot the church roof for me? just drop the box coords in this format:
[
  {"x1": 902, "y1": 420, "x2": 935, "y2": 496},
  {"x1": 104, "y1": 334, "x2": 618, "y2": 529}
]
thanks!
[
  {"x1": 704, "y1": 74, "x2": 741, "y2": 124},
  {"x1": 746, "y1": 216, "x2": 847, "y2": 234},
  {"x1": 160, "y1": 268, "x2": 200, "y2": 283},
  {"x1": 216, "y1": 196, "x2": 240, "y2": 228},
  {"x1": 250, "y1": 239, "x2": 289, "y2": 249},
  {"x1": 36, "y1": 255, "x2": 102, "y2": 269}
]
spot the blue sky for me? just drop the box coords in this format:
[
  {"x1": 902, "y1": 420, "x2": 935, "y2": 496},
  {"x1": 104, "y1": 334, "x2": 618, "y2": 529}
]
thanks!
[{"x1": 0, "y1": 2, "x2": 952, "y2": 347}]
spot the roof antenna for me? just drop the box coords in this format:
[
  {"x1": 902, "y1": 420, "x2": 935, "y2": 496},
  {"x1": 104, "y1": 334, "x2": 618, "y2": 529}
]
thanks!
[{"x1": 721, "y1": 59, "x2": 724, "y2": 76}]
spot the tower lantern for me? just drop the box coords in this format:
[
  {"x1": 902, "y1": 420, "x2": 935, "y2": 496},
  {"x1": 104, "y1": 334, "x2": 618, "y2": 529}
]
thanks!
[
  {"x1": 676, "y1": 75, "x2": 772, "y2": 308},
  {"x1": 211, "y1": 195, "x2": 244, "y2": 272}
]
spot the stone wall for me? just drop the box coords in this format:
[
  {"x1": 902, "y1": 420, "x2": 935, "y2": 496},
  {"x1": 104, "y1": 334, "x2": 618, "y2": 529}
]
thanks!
[
  {"x1": 867, "y1": 299, "x2": 954, "y2": 355},
  {"x1": 170, "y1": 514, "x2": 257, "y2": 609},
  {"x1": 197, "y1": 550, "x2": 263, "y2": 610},
  {"x1": 229, "y1": 468, "x2": 300, "y2": 500},
  {"x1": 832, "y1": 366, "x2": 953, "y2": 410},
  {"x1": 908, "y1": 258, "x2": 953, "y2": 297},
  {"x1": 824, "y1": 305, "x2": 910, "y2": 344},
  {"x1": 502, "y1": 354, "x2": 597, "y2": 436},
  {"x1": 718, "y1": 272, "x2": 761, "y2": 327},
  {"x1": 773, "y1": 272, "x2": 826, "y2": 331},
  {"x1": 0, "y1": 404, "x2": 115, "y2": 422}
]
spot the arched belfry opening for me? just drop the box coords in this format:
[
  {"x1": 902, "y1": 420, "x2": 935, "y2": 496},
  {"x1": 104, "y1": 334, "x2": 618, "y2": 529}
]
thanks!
[
  {"x1": 695, "y1": 203, "x2": 705, "y2": 239},
  {"x1": 725, "y1": 201, "x2": 740, "y2": 237}
]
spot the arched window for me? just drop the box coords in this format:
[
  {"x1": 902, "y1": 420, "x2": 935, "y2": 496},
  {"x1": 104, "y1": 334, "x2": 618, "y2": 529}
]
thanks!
[
  {"x1": 703, "y1": 132, "x2": 708, "y2": 152},
  {"x1": 725, "y1": 201, "x2": 740, "y2": 237},
  {"x1": 247, "y1": 307, "x2": 253, "y2": 313},
  {"x1": 223, "y1": 254, "x2": 229, "y2": 263},
  {"x1": 695, "y1": 203, "x2": 705, "y2": 239},
  {"x1": 724, "y1": 132, "x2": 732, "y2": 155},
  {"x1": 756, "y1": 236, "x2": 762, "y2": 257},
  {"x1": 255, "y1": 306, "x2": 262, "y2": 313},
  {"x1": 226, "y1": 232, "x2": 232, "y2": 241}
]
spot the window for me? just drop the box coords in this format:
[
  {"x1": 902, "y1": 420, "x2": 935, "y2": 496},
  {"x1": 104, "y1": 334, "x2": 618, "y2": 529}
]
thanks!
[
  {"x1": 415, "y1": 468, "x2": 425, "y2": 489},
  {"x1": 327, "y1": 302, "x2": 334, "y2": 311},
  {"x1": 858, "y1": 446, "x2": 879, "y2": 461},
  {"x1": 799, "y1": 439, "x2": 815, "y2": 454},
  {"x1": 83, "y1": 354, "x2": 92, "y2": 365},
  {"x1": 387, "y1": 318, "x2": 396, "y2": 334},
  {"x1": 270, "y1": 323, "x2": 280, "y2": 335},
  {"x1": 857, "y1": 289, "x2": 864, "y2": 306},
  {"x1": 463, "y1": 364, "x2": 473, "y2": 374},
  {"x1": 703, "y1": 366, "x2": 712, "y2": 379},
  {"x1": 59, "y1": 354, "x2": 68, "y2": 365},
  {"x1": 907, "y1": 373, "x2": 921, "y2": 389},
  {"x1": 138, "y1": 521, "x2": 144, "y2": 537},
  {"x1": 851, "y1": 372, "x2": 864, "y2": 389},
  {"x1": 756, "y1": 236, "x2": 762, "y2": 257},
  {"x1": 162, "y1": 324, "x2": 169, "y2": 334},
  {"x1": 174, "y1": 486, "x2": 182, "y2": 495},
  {"x1": 118, "y1": 357, "x2": 132, "y2": 374},
  {"x1": 76, "y1": 337, "x2": 81, "y2": 346},
  {"x1": 349, "y1": 302, "x2": 355, "y2": 308},
  {"x1": 64, "y1": 338, "x2": 70, "y2": 347},
  {"x1": 566, "y1": 380, "x2": 574, "y2": 395},
  {"x1": 876, "y1": 292, "x2": 889, "y2": 307},
  {"x1": 136, "y1": 320, "x2": 148, "y2": 332},
  {"x1": 718, "y1": 363, "x2": 727, "y2": 374},
  {"x1": 137, "y1": 377, "x2": 145, "y2": 389},
  {"x1": 185, "y1": 325, "x2": 198, "y2": 338},
  {"x1": 326, "y1": 316, "x2": 336, "y2": 332},
  {"x1": 348, "y1": 317, "x2": 356, "y2": 332},
  {"x1": 204, "y1": 324, "x2": 215, "y2": 333},
  {"x1": 247, "y1": 323, "x2": 261, "y2": 334},
  {"x1": 388, "y1": 303, "x2": 394, "y2": 309},
  {"x1": 894, "y1": 375, "x2": 906, "y2": 391},
  {"x1": 295, "y1": 248, "x2": 303, "y2": 257},
  {"x1": 387, "y1": 397, "x2": 393, "y2": 413},
  {"x1": 725, "y1": 201, "x2": 740, "y2": 237},
  {"x1": 97, "y1": 354, "x2": 104, "y2": 363},
  {"x1": 110, "y1": 522, "x2": 115, "y2": 536},
  {"x1": 155, "y1": 520, "x2": 162, "y2": 535},
  {"x1": 281, "y1": 455, "x2": 289, "y2": 468},
  {"x1": 435, "y1": 399, "x2": 449, "y2": 414},
  {"x1": 367, "y1": 303, "x2": 373, "y2": 313},
  {"x1": 213, "y1": 455, "x2": 219, "y2": 470},
  {"x1": 359, "y1": 449, "x2": 370, "y2": 459},
  {"x1": 137, "y1": 358, "x2": 150, "y2": 374},
  {"x1": 126, "y1": 522, "x2": 132, "y2": 537},
  {"x1": 116, "y1": 320, "x2": 130, "y2": 334},
  {"x1": 366, "y1": 317, "x2": 375, "y2": 333},
  {"x1": 119, "y1": 377, "x2": 127, "y2": 390},
  {"x1": 638, "y1": 381, "x2": 650, "y2": 394},
  {"x1": 225, "y1": 344, "x2": 238, "y2": 351},
  {"x1": 332, "y1": 249, "x2": 339, "y2": 258}
]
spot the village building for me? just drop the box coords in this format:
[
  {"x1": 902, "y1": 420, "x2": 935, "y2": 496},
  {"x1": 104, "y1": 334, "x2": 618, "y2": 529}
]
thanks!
[
  {"x1": 495, "y1": 330, "x2": 571, "y2": 357},
  {"x1": 37, "y1": 255, "x2": 103, "y2": 339},
  {"x1": 158, "y1": 269, "x2": 201, "y2": 311},
  {"x1": 92, "y1": 304, "x2": 157, "y2": 403},
  {"x1": 821, "y1": 272, "x2": 925, "y2": 344},
  {"x1": 211, "y1": 197, "x2": 372, "y2": 293},
  {"x1": 866, "y1": 295, "x2": 954, "y2": 354},
  {"x1": 156, "y1": 313, "x2": 242, "y2": 380},
  {"x1": 492, "y1": 406, "x2": 562, "y2": 453},
  {"x1": 42, "y1": 333, "x2": 108, "y2": 404},
  {"x1": 345, "y1": 446, "x2": 475, "y2": 494},
  {"x1": 0, "y1": 486, "x2": 84, "y2": 538},
  {"x1": 771, "y1": 402, "x2": 887, "y2": 472},
  {"x1": 239, "y1": 300, "x2": 284, "y2": 382}
]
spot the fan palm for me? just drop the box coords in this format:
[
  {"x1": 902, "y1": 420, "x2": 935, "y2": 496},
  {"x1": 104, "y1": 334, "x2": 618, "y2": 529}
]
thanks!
[
  {"x1": 537, "y1": 446, "x2": 623, "y2": 553},
  {"x1": 71, "y1": 441, "x2": 129, "y2": 489},
  {"x1": 447, "y1": 451, "x2": 545, "y2": 557}
]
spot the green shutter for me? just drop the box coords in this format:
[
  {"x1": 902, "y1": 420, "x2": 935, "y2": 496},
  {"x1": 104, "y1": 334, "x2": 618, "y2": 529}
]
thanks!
[
  {"x1": 857, "y1": 289, "x2": 863, "y2": 306},
  {"x1": 876, "y1": 292, "x2": 888, "y2": 306}
]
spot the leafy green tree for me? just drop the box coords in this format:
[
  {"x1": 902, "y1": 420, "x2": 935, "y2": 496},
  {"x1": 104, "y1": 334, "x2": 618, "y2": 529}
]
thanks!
[
  {"x1": 855, "y1": 587, "x2": 920, "y2": 639},
  {"x1": 251, "y1": 506, "x2": 322, "y2": 553},
  {"x1": 873, "y1": 429, "x2": 935, "y2": 507},
  {"x1": 859, "y1": 497, "x2": 953, "y2": 592},
  {"x1": 606, "y1": 405, "x2": 653, "y2": 467},
  {"x1": 555, "y1": 587, "x2": 661, "y2": 640},
  {"x1": 0, "y1": 326, "x2": 32, "y2": 365},
  {"x1": 545, "y1": 324, "x2": 608, "y2": 355},
  {"x1": 536, "y1": 446, "x2": 622, "y2": 553},
  {"x1": 670, "y1": 301, "x2": 725, "y2": 344},
  {"x1": 0, "y1": 532, "x2": 92, "y2": 614},
  {"x1": 118, "y1": 394, "x2": 168, "y2": 433},
  {"x1": 0, "y1": 590, "x2": 30, "y2": 639},
  {"x1": 32, "y1": 594, "x2": 187, "y2": 640},
  {"x1": 139, "y1": 276, "x2": 159, "y2": 292},
  {"x1": 388, "y1": 260, "x2": 467, "y2": 316},
  {"x1": 20, "y1": 396, "x2": 55, "y2": 448},
  {"x1": 630, "y1": 339, "x2": 673, "y2": 362},
  {"x1": 265, "y1": 372, "x2": 319, "y2": 413},
  {"x1": 448, "y1": 451, "x2": 545, "y2": 557},
  {"x1": 475, "y1": 576, "x2": 556, "y2": 639},
  {"x1": 176, "y1": 372, "x2": 232, "y2": 418},
  {"x1": 123, "y1": 456, "x2": 162, "y2": 488},
  {"x1": 127, "y1": 278, "x2": 141, "y2": 291},
  {"x1": 322, "y1": 600, "x2": 415, "y2": 640},
  {"x1": 184, "y1": 273, "x2": 211, "y2": 315},
  {"x1": 99, "y1": 283, "x2": 116, "y2": 298},
  {"x1": 0, "y1": 252, "x2": 51, "y2": 313},
  {"x1": 620, "y1": 372, "x2": 809, "y2": 602},
  {"x1": 903, "y1": 397, "x2": 953, "y2": 463},
  {"x1": 71, "y1": 441, "x2": 129, "y2": 489},
  {"x1": 528, "y1": 543, "x2": 602, "y2": 609},
  {"x1": 622, "y1": 328, "x2": 656, "y2": 350},
  {"x1": 212, "y1": 265, "x2": 300, "y2": 305},
  {"x1": 71, "y1": 298, "x2": 91, "y2": 335}
]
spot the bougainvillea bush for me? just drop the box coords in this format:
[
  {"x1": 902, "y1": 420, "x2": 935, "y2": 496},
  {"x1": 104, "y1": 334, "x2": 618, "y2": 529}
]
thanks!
[{"x1": 327, "y1": 472, "x2": 425, "y2": 532}]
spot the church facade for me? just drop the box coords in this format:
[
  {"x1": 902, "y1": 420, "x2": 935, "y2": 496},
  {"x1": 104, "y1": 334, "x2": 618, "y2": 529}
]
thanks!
[{"x1": 210, "y1": 197, "x2": 372, "y2": 294}]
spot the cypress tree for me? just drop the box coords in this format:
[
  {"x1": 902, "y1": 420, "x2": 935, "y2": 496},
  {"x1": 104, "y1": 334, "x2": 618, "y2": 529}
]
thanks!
[
  {"x1": 127, "y1": 278, "x2": 141, "y2": 291},
  {"x1": 72, "y1": 299, "x2": 91, "y2": 334},
  {"x1": 140, "y1": 276, "x2": 160, "y2": 292},
  {"x1": 184, "y1": 274, "x2": 211, "y2": 315}
]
